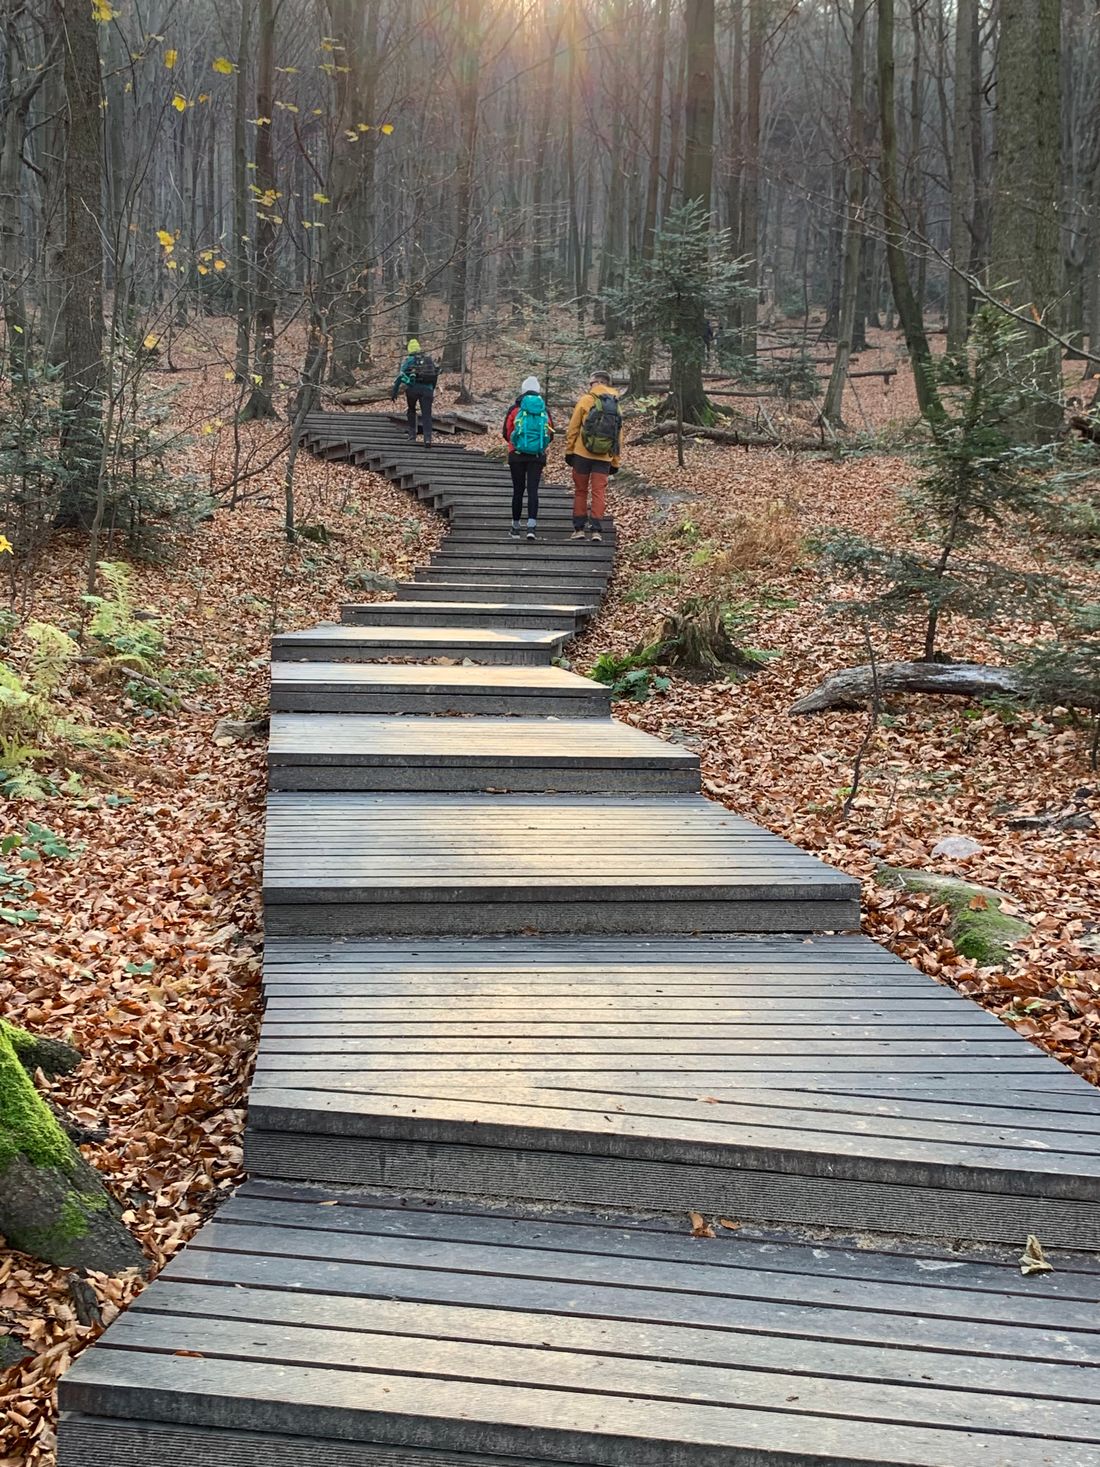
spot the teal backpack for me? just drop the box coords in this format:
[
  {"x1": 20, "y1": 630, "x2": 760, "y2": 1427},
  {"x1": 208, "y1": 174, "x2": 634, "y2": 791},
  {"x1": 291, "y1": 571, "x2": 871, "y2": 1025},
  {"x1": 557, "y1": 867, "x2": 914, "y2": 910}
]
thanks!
[{"x1": 510, "y1": 393, "x2": 551, "y2": 457}]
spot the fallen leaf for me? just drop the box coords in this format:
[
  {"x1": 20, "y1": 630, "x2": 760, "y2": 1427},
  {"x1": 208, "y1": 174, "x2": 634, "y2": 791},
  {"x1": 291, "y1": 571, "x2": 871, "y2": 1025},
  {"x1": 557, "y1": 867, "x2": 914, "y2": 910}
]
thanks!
[{"x1": 1019, "y1": 1234, "x2": 1053, "y2": 1276}]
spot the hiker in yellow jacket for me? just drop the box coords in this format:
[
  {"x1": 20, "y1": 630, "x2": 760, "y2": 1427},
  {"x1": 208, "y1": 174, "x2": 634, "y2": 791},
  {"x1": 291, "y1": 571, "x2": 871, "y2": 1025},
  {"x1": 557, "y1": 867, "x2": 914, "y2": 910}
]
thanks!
[{"x1": 564, "y1": 372, "x2": 622, "y2": 544}]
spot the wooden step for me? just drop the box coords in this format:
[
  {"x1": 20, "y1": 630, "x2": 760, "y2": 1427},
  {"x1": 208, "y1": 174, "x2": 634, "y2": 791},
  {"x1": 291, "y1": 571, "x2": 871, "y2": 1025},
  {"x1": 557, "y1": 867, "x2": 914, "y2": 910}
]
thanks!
[
  {"x1": 58, "y1": 1180, "x2": 1100, "y2": 1467},
  {"x1": 267, "y1": 714, "x2": 700, "y2": 793},
  {"x1": 394, "y1": 582, "x2": 599, "y2": 608},
  {"x1": 272, "y1": 623, "x2": 567, "y2": 666},
  {"x1": 415, "y1": 566, "x2": 609, "y2": 592},
  {"x1": 339, "y1": 601, "x2": 583, "y2": 632},
  {"x1": 247, "y1": 934, "x2": 1100, "y2": 1246},
  {"x1": 262, "y1": 793, "x2": 861, "y2": 937},
  {"x1": 270, "y1": 661, "x2": 612, "y2": 716},
  {"x1": 434, "y1": 542, "x2": 613, "y2": 564}
]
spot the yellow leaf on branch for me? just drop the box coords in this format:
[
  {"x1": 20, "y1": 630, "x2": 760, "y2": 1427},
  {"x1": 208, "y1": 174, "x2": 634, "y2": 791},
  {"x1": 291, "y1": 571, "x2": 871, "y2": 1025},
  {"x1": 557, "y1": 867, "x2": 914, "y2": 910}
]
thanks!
[
  {"x1": 171, "y1": 95, "x2": 191, "y2": 113},
  {"x1": 164, "y1": 49, "x2": 178, "y2": 69},
  {"x1": 212, "y1": 57, "x2": 235, "y2": 75}
]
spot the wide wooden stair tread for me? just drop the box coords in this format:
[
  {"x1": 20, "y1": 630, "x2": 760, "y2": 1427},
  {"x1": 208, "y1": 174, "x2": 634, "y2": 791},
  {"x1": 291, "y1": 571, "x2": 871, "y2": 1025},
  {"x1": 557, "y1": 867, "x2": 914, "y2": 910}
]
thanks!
[{"x1": 60, "y1": 413, "x2": 1100, "y2": 1467}]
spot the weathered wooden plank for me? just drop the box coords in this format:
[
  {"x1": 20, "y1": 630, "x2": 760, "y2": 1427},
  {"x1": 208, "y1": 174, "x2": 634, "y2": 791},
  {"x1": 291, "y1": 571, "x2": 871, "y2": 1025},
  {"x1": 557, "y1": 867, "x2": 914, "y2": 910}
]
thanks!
[
  {"x1": 62, "y1": 1348, "x2": 1096, "y2": 1467},
  {"x1": 74, "y1": 1312, "x2": 1100, "y2": 1444},
  {"x1": 243, "y1": 1129, "x2": 1100, "y2": 1248}
]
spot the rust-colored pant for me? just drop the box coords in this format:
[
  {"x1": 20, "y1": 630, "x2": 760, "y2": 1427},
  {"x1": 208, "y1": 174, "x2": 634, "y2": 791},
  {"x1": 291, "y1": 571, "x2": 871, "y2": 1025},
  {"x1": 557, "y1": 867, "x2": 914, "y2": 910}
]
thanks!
[{"x1": 571, "y1": 465, "x2": 608, "y2": 530}]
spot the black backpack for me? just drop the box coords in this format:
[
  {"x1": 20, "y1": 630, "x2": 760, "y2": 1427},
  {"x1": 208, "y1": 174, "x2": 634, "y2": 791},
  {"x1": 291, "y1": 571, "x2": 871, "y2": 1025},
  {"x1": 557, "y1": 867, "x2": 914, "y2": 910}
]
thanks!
[
  {"x1": 411, "y1": 352, "x2": 439, "y2": 388},
  {"x1": 580, "y1": 391, "x2": 622, "y2": 457}
]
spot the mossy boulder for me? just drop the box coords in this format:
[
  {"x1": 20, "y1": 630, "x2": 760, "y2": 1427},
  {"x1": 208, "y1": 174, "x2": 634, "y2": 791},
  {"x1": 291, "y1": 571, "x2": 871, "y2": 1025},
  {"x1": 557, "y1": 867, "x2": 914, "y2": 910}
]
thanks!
[
  {"x1": 0, "y1": 1019, "x2": 146, "y2": 1274},
  {"x1": 874, "y1": 866, "x2": 1030, "y2": 967}
]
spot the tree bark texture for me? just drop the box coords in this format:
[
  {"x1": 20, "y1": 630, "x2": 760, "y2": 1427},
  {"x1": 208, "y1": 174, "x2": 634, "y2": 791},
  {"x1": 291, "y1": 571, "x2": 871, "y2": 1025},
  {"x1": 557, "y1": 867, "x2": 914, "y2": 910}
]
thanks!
[
  {"x1": 945, "y1": 0, "x2": 975, "y2": 363},
  {"x1": 989, "y1": 0, "x2": 1064, "y2": 440},
  {"x1": 876, "y1": 0, "x2": 943, "y2": 423},
  {"x1": 54, "y1": 0, "x2": 107, "y2": 523},
  {"x1": 242, "y1": 0, "x2": 278, "y2": 419},
  {"x1": 823, "y1": 0, "x2": 868, "y2": 426},
  {"x1": 670, "y1": 0, "x2": 716, "y2": 424}
]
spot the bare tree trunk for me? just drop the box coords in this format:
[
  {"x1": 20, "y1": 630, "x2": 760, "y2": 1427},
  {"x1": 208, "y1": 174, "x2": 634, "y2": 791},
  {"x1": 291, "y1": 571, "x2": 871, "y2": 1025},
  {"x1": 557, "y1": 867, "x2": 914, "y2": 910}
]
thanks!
[
  {"x1": 527, "y1": 10, "x2": 563, "y2": 303},
  {"x1": 241, "y1": 0, "x2": 278, "y2": 420},
  {"x1": 233, "y1": 0, "x2": 253, "y2": 384},
  {"x1": 945, "y1": 0, "x2": 974, "y2": 365},
  {"x1": 54, "y1": 0, "x2": 107, "y2": 526},
  {"x1": 740, "y1": 0, "x2": 763, "y2": 362},
  {"x1": 443, "y1": 0, "x2": 480, "y2": 371},
  {"x1": 989, "y1": 0, "x2": 1064, "y2": 440},
  {"x1": 670, "y1": 0, "x2": 715, "y2": 424},
  {"x1": 628, "y1": 0, "x2": 670, "y2": 393},
  {"x1": 876, "y1": 0, "x2": 943, "y2": 423},
  {"x1": 823, "y1": 0, "x2": 868, "y2": 426}
]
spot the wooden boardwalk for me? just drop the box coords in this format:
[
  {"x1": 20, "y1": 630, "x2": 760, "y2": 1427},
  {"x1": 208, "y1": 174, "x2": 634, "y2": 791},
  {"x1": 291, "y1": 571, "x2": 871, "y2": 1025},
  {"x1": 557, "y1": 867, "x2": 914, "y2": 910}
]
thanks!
[{"x1": 60, "y1": 412, "x2": 1100, "y2": 1467}]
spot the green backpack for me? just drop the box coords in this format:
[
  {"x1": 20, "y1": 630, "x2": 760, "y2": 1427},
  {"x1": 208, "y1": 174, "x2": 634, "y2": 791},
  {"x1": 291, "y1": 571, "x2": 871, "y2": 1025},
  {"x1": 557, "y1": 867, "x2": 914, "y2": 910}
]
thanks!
[{"x1": 580, "y1": 392, "x2": 622, "y2": 457}]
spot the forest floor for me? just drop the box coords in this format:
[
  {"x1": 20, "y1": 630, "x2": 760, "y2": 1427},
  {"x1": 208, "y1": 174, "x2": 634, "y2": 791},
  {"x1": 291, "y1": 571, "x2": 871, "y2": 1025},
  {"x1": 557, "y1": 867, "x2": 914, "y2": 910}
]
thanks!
[{"x1": 1, "y1": 322, "x2": 1098, "y2": 1463}]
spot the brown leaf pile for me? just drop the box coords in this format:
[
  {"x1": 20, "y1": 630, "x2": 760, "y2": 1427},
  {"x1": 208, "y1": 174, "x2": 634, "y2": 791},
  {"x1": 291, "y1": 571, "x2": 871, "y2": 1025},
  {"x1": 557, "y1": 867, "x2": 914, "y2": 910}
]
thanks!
[
  {"x1": 571, "y1": 367, "x2": 1100, "y2": 1089},
  {"x1": 1, "y1": 331, "x2": 444, "y2": 1464}
]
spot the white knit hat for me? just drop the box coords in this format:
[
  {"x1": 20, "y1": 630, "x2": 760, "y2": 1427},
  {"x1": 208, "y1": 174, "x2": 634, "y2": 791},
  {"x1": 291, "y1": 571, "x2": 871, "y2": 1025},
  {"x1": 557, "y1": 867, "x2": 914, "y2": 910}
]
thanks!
[{"x1": 520, "y1": 375, "x2": 540, "y2": 395}]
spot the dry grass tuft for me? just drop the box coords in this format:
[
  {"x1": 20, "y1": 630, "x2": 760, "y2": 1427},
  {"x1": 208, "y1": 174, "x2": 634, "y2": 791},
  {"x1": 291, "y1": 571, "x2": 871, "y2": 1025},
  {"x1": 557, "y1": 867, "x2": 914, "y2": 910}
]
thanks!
[{"x1": 711, "y1": 500, "x2": 805, "y2": 577}]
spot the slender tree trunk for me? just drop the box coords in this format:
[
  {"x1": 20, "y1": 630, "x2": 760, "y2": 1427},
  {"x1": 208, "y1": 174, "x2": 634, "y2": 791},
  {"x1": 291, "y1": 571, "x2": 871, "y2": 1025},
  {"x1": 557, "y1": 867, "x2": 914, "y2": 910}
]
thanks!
[
  {"x1": 823, "y1": 0, "x2": 868, "y2": 426},
  {"x1": 628, "y1": 0, "x2": 670, "y2": 392},
  {"x1": 876, "y1": 0, "x2": 943, "y2": 423},
  {"x1": 54, "y1": 0, "x2": 107, "y2": 526},
  {"x1": 0, "y1": 12, "x2": 33, "y2": 376},
  {"x1": 670, "y1": 0, "x2": 715, "y2": 424},
  {"x1": 443, "y1": 0, "x2": 480, "y2": 371},
  {"x1": 565, "y1": 0, "x2": 584, "y2": 319},
  {"x1": 945, "y1": 0, "x2": 975, "y2": 364},
  {"x1": 40, "y1": 44, "x2": 66, "y2": 364},
  {"x1": 740, "y1": 0, "x2": 763, "y2": 361},
  {"x1": 233, "y1": 0, "x2": 253, "y2": 383},
  {"x1": 988, "y1": 0, "x2": 1063, "y2": 440},
  {"x1": 241, "y1": 0, "x2": 278, "y2": 419}
]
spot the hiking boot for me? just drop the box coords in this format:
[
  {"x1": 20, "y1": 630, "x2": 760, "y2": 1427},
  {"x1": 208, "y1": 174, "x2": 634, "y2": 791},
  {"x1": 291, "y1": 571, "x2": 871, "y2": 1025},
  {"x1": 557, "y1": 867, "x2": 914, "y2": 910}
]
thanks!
[
  {"x1": 526, "y1": 525, "x2": 537, "y2": 541},
  {"x1": 591, "y1": 531, "x2": 603, "y2": 544},
  {"x1": 509, "y1": 524, "x2": 521, "y2": 539},
  {"x1": 570, "y1": 529, "x2": 585, "y2": 541}
]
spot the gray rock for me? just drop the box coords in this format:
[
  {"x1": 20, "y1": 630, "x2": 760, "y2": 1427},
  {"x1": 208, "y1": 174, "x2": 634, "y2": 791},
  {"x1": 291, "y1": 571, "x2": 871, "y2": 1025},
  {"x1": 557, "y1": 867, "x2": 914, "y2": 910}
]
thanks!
[
  {"x1": 213, "y1": 716, "x2": 268, "y2": 746},
  {"x1": 931, "y1": 835, "x2": 983, "y2": 860},
  {"x1": 1006, "y1": 810, "x2": 1095, "y2": 832},
  {"x1": 345, "y1": 569, "x2": 399, "y2": 593}
]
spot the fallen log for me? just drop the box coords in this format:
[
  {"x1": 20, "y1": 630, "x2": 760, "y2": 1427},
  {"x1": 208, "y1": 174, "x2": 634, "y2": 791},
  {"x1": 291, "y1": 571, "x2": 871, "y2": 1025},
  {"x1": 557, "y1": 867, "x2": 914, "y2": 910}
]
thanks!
[
  {"x1": 333, "y1": 384, "x2": 391, "y2": 406},
  {"x1": 633, "y1": 419, "x2": 823, "y2": 451},
  {"x1": 790, "y1": 660, "x2": 1028, "y2": 714}
]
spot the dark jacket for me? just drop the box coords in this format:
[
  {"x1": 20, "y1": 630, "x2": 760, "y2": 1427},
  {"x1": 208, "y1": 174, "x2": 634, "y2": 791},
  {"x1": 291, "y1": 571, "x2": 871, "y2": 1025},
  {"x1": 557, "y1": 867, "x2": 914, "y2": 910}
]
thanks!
[{"x1": 392, "y1": 353, "x2": 435, "y2": 399}]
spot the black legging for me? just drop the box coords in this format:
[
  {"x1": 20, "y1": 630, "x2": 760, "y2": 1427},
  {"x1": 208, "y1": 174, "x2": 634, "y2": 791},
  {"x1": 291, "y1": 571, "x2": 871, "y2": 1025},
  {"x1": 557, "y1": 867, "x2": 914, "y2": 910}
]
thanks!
[
  {"x1": 509, "y1": 456, "x2": 542, "y2": 521},
  {"x1": 405, "y1": 386, "x2": 433, "y2": 445}
]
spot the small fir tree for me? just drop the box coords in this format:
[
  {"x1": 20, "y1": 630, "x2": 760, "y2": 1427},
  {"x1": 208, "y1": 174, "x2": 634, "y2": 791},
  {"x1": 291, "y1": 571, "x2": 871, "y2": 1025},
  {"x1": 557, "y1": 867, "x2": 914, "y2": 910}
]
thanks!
[
  {"x1": 609, "y1": 202, "x2": 749, "y2": 461},
  {"x1": 818, "y1": 309, "x2": 1060, "y2": 661}
]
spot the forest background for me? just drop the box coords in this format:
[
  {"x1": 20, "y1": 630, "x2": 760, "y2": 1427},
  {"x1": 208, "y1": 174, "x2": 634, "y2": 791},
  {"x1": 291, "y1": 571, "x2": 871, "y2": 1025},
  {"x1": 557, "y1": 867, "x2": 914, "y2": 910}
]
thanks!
[{"x1": 0, "y1": 1, "x2": 1098, "y2": 1461}]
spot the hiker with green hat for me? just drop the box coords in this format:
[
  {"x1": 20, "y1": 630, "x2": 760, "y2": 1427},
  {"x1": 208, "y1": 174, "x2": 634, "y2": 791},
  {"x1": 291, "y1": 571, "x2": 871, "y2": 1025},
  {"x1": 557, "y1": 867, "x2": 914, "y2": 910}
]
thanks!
[{"x1": 391, "y1": 338, "x2": 439, "y2": 447}]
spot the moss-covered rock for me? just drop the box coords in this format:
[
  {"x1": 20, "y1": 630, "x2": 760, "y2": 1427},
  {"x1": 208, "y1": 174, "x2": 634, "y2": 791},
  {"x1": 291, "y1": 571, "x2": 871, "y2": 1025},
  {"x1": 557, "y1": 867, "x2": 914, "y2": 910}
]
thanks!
[
  {"x1": 1, "y1": 1333, "x2": 28, "y2": 1371},
  {"x1": 0, "y1": 1020, "x2": 146, "y2": 1274},
  {"x1": 874, "y1": 866, "x2": 1030, "y2": 967}
]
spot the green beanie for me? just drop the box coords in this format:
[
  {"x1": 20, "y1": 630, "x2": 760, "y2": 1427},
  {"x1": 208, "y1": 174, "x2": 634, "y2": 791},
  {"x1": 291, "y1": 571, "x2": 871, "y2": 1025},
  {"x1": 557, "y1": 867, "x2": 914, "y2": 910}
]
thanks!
[{"x1": 407, "y1": 338, "x2": 421, "y2": 353}]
